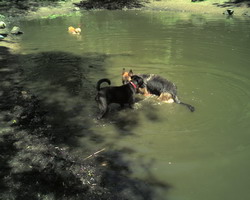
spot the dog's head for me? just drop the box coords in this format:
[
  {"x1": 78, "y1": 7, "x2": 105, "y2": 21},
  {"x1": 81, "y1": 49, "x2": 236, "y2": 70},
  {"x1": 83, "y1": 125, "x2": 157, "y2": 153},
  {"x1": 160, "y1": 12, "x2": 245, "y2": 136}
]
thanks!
[
  {"x1": 122, "y1": 68, "x2": 133, "y2": 84},
  {"x1": 130, "y1": 75, "x2": 145, "y2": 89},
  {"x1": 75, "y1": 28, "x2": 81, "y2": 34}
]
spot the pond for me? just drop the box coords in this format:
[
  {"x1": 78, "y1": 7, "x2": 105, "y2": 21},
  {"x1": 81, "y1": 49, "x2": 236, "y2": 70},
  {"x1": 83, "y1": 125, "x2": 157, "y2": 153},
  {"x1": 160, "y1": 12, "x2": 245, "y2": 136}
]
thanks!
[{"x1": 16, "y1": 10, "x2": 250, "y2": 200}]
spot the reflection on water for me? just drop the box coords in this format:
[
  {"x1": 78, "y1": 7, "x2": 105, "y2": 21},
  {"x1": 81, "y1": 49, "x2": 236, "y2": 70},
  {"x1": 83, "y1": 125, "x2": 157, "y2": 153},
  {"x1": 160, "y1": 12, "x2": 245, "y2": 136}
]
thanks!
[{"x1": 18, "y1": 11, "x2": 250, "y2": 200}]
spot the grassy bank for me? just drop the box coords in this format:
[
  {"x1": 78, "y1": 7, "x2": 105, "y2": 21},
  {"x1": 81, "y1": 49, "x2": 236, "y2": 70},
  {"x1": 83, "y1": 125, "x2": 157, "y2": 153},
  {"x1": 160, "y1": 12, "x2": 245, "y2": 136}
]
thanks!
[
  {"x1": 1, "y1": 0, "x2": 249, "y2": 20},
  {"x1": 145, "y1": 0, "x2": 250, "y2": 15}
]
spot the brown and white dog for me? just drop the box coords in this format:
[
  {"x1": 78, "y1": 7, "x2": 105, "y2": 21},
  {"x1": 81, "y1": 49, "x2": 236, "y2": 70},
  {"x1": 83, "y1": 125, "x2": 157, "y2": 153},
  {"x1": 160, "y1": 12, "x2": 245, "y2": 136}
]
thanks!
[{"x1": 122, "y1": 68, "x2": 195, "y2": 112}]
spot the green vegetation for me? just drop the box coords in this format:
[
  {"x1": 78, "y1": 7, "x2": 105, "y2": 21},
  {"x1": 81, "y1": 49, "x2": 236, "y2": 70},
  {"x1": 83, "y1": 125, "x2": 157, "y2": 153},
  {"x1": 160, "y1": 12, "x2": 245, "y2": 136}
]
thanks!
[
  {"x1": 74, "y1": 0, "x2": 147, "y2": 10},
  {"x1": 0, "y1": 0, "x2": 67, "y2": 16}
]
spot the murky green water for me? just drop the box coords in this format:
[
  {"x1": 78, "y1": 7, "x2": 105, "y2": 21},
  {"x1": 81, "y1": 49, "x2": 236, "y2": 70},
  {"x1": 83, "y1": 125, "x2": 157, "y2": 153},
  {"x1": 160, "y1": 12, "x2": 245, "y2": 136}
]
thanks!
[{"x1": 18, "y1": 11, "x2": 250, "y2": 200}]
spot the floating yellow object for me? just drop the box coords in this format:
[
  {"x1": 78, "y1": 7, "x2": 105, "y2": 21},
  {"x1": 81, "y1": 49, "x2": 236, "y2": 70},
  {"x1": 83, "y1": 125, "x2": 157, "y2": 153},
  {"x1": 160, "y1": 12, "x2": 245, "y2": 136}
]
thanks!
[{"x1": 68, "y1": 26, "x2": 81, "y2": 34}]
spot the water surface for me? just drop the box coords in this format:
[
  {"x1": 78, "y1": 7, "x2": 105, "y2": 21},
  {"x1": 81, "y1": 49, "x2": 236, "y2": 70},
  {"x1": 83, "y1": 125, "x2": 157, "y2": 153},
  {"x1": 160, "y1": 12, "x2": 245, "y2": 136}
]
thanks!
[{"x1": 18, "y1": 11, "x2": 250, "y2": 200}]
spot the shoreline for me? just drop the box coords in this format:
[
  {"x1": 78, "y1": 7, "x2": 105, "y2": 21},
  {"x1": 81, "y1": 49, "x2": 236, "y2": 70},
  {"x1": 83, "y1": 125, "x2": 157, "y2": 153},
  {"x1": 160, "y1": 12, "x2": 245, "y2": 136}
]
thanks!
[
  {"x1": 1, "y1": 0, "x2": 249, "y2": 52},
  {"x1": 144, "y1": 0, "x2": 250, "y2": 16},
  {"x1": 1, "y1": 0, "x2": 249, "y2": 21},
  {"x1": 23, "y1": 0, "x2": 250, "y2": 20},
  {"x1": 1, "y1": 1, "x2": 250, "y2": 199}
]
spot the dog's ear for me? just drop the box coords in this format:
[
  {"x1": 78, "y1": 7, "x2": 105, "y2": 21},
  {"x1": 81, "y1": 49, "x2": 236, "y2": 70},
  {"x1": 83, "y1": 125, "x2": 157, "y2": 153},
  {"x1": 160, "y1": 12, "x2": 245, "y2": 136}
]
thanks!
[
  {"x1": 122, "y1": 68, "x2": 126, "y2": 75},
  {"x1": 129, "y1": 69, "x2": 133, "y2": 76}
]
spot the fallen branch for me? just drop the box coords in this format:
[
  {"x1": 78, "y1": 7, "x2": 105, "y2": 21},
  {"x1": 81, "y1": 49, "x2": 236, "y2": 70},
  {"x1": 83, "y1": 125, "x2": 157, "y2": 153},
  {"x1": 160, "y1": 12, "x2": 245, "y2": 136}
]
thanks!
[{"x1": 83, "y1": 148, "x2": 106, "y2": 161}]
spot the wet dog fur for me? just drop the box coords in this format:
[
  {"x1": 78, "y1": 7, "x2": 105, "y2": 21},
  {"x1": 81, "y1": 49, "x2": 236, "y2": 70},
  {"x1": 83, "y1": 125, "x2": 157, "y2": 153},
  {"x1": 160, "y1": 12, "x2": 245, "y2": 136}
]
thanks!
[
  {"x1": 95, "y1": 75, "x2": 144, "y2": 119},
  {"x1": 122, "y1": 68, "x2": 195, "y2": 112}
]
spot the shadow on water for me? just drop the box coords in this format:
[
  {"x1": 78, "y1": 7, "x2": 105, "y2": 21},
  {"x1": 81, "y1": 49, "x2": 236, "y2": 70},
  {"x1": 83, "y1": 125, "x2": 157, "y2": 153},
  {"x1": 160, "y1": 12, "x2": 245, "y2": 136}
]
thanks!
[
  {"x1": 107, "y1": 99, "x2": 162, "y2": 136},
  {"x1": 0, "y1": 46, "x2": 171, "y2": 199},
  {"x1": 18, "y1": 51, "x2": 100, "y2": 145}
]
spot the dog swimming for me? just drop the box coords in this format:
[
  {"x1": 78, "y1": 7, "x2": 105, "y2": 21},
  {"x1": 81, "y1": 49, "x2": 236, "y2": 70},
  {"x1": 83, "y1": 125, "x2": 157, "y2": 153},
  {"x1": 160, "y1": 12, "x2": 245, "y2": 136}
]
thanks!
[
  {"x1": 122, "y1": 68, "x2": 195, "y2": 112},
  {"x1": 95, "y1": 75, "x2": 144, "y2": 119}
]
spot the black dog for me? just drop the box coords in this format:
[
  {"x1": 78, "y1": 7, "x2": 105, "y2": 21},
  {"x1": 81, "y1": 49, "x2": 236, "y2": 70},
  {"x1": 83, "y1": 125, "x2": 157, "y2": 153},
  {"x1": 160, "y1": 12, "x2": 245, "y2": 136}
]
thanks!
[
  {"x1": 122, "y1": 69, "x2": 195, "y2": 112},
  {"x1": 95, "y1": 75, "x2": 144, "y2": 119}
]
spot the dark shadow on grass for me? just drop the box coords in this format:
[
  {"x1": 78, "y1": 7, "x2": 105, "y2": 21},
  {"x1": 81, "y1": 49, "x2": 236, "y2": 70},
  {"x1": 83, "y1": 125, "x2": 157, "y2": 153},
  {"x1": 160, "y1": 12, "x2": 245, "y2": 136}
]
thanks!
[
  {"x1": 213, "y1": 0, "x2": 250, "y2": 8},
  {"x1": 0, "y1": 0, "x2": 62, "y2": 16},
  {"x1": 74, "y1": 0, "x2": 146, "y2": 10},
  {"x1": 0, "y1": 46, "x2": 171, "y2": 199}
]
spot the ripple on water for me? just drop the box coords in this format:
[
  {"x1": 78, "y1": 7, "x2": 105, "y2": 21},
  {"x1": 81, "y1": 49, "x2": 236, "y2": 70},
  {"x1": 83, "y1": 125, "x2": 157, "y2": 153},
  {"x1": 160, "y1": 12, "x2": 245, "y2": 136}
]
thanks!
[
  {"x1": 177, "y1": 66, "x2": 250, "y2": 132},
  {"x1": 91, "y1": 64, "x2": 250, "y2": 135}
]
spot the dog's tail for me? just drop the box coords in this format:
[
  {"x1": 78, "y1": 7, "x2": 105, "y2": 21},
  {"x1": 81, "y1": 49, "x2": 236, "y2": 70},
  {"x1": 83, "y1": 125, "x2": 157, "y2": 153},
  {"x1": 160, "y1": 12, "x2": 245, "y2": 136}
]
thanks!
[
  {"x1": 173, "y1": 95, "x2": 195, "y2": 112},
  {"x1": 96, "y1": 78, "x2": 111, "y2": 91}
]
